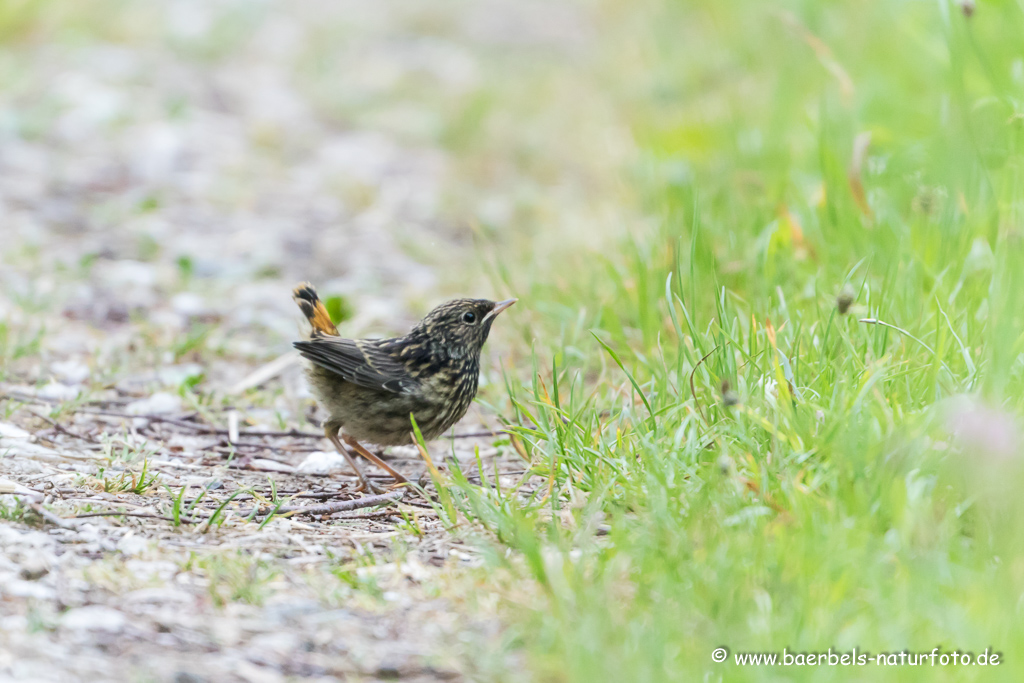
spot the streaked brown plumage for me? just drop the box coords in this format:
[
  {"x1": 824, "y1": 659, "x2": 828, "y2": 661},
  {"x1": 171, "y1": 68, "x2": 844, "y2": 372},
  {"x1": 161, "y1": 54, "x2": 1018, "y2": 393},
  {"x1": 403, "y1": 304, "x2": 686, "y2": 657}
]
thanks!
[{"x1": 292, "y1": 283, "x2": 515, "y2": 493}]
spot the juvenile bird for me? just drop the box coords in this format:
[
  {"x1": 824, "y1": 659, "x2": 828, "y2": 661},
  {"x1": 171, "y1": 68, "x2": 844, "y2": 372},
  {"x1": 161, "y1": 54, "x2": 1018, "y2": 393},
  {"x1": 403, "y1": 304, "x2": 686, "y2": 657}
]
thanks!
[{"x1": 292, "y1": 283, "x2": 516, "y2": 493}]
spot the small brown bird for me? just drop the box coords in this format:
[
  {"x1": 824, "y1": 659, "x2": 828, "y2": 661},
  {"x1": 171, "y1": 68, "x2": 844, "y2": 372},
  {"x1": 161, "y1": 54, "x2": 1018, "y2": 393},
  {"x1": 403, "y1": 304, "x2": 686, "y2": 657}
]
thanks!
[{"x1": 292, "y1": 283, "x2": 516, "y2": 493}]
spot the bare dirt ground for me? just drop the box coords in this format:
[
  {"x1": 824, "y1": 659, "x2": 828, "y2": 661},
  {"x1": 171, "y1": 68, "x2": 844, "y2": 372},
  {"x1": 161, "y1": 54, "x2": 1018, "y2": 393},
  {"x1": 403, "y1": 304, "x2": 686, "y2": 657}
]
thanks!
[{"x1": 0, "y1": 1, "x2": 593, "y2": 680}]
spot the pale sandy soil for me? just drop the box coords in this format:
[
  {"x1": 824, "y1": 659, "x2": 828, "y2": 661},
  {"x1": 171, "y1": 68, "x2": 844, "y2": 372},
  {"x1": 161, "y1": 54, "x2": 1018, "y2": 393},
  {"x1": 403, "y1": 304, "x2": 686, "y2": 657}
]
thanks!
[{"x1": 0, "y1": 1, "x2": 601, "y2": 680}]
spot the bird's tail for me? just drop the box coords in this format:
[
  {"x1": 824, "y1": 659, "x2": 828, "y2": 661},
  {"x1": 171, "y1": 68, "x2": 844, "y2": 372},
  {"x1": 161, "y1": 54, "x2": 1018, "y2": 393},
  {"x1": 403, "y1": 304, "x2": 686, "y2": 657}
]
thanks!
[{"x1": 292, "y1": 282, "x2": 339, "y2": 337}]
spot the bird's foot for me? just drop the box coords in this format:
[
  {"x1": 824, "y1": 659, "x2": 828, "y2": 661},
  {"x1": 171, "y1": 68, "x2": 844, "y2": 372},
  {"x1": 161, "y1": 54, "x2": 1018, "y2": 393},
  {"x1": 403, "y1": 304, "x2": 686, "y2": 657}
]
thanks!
[{"x1": 355, "y1": 478, "x2": 387, "y2": 495}]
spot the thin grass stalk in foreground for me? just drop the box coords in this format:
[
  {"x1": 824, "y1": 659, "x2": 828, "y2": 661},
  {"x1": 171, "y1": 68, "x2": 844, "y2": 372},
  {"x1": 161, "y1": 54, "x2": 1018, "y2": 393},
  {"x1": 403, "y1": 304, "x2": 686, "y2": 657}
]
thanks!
[{"x1": 410, "y1": 414, "x2": 457, "y2": 527}]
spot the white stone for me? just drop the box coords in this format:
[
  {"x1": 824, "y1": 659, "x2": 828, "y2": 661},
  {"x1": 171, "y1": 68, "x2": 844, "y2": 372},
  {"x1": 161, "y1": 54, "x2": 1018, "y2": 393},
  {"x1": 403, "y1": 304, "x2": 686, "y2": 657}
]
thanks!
[
  {"x1": 126, "y1": 392, "x2": 182, "y2": 416},
  {"x1": 36, "y1": 382, "x2": 80, "y2": 401},
  {"x1": 3, "y1": 579, "x2": 55, "y2": 601},
  {"x1": 296, "y1": 451, "x2": 349, "y2": 476},
  {"x1": 116, "y1": 533, "x2": 149, "y2": 556},
  {"x1": 99, "y1": 260, "x2": 155, "y2": 289},
  {"x1": 61, "y1": 605, "x2": 126, "y2": 633},
  {"x1": 157, "y1": 363, "x2": 204, "y2": 387},
  {"x1": 50, "y1": 359, "x2": 91, "y2": 385},
  {"x1": 0, "y1": 423, "x2": 30, "y2": 440},
  {"x1": 171, "y1": 292, "x2": 208, "y2": 317}
]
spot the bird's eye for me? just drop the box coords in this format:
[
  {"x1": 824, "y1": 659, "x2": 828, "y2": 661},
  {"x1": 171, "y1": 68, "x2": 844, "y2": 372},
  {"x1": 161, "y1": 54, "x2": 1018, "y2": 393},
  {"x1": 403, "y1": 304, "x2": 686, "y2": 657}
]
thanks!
[{"x1": 462, "y1": 311, "x2": 477, "y2": 324}]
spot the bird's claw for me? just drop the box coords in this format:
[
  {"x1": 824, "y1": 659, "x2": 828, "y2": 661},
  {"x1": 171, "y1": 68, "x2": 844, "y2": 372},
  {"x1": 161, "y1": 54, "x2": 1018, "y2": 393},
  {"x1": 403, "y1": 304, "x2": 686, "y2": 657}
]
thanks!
[{"x1": 356, "y1": 479, "x2": 387, "y2": 495}]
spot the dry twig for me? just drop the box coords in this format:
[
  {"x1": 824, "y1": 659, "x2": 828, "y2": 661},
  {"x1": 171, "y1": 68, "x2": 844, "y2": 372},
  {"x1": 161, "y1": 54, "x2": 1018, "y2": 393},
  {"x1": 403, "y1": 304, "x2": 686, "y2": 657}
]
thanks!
[{"x1": 242, "y1": 489, "x2": 405, "y2": 518}]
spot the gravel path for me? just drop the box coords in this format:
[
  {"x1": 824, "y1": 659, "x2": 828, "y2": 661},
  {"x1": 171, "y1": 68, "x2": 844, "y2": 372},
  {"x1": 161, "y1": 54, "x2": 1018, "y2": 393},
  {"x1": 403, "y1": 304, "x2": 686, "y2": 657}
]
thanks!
[{"x1": 0, "y1": 1, "x2": 593, "y2": 680}]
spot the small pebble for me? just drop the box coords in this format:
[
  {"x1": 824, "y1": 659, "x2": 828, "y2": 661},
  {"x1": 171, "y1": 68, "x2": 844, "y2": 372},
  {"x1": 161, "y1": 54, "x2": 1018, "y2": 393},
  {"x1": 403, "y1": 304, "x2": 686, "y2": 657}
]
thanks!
[{"x1": 296, "y1": 451, "x2": 350, "y2": 476}]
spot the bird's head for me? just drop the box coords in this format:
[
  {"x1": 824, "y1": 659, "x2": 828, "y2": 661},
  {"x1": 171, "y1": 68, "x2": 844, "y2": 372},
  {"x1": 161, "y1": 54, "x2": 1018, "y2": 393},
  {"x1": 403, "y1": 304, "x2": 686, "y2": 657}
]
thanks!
[{"x1": 412, "y1": 297, "x2": 516, "y2": 360}]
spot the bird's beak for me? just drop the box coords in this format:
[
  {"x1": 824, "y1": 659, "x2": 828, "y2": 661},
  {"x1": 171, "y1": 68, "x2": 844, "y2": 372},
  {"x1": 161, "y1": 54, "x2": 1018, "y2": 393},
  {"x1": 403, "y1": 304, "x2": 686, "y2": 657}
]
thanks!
[{"x1": 486, "y1": 298, "x2": 517, "y2": 320}]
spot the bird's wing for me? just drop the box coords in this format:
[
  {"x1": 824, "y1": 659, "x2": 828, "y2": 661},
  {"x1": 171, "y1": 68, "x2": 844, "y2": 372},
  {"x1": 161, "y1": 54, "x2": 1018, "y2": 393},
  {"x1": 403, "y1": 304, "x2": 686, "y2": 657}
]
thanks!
[{"x1": 293, "y1": 337, "x2": 420, "y2": 394}]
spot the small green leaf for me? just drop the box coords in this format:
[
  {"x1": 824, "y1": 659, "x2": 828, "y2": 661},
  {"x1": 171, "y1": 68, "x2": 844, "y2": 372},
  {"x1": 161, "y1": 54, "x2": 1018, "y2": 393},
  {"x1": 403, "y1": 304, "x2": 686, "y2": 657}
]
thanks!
[{"x1": 324, "y1": 295, "x2": 354, "y2": 325}]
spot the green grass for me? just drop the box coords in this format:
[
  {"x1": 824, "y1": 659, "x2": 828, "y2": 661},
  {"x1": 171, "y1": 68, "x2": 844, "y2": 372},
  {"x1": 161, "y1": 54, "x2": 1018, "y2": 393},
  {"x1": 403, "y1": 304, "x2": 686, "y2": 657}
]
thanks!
[
  {"x1": 443, "y1": 0, "x2": 1024, "y2": 680},
  {"x1": 191, "y1": 552, "x2": 281, "y2": 608},
  {"x1": 95, "y1": 460, "x2": 159, "y2": 495}
]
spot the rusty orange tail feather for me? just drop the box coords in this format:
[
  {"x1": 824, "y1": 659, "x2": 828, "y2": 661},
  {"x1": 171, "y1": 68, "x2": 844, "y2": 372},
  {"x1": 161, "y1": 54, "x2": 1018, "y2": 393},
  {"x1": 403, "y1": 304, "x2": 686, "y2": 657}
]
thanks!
[{"x1": 292, "y1": 282, "x2": 339, "y2": 336}]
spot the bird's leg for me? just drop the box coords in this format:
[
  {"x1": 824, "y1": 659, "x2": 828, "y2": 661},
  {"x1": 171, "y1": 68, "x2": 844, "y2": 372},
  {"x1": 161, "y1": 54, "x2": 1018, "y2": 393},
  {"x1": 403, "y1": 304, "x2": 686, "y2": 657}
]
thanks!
[
  {"x1": 342, "y1": 434, "x2": 410, "y2": 488},
  {"x1": 324, "y1": 424, "x2": 381, "y2": 494}
]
